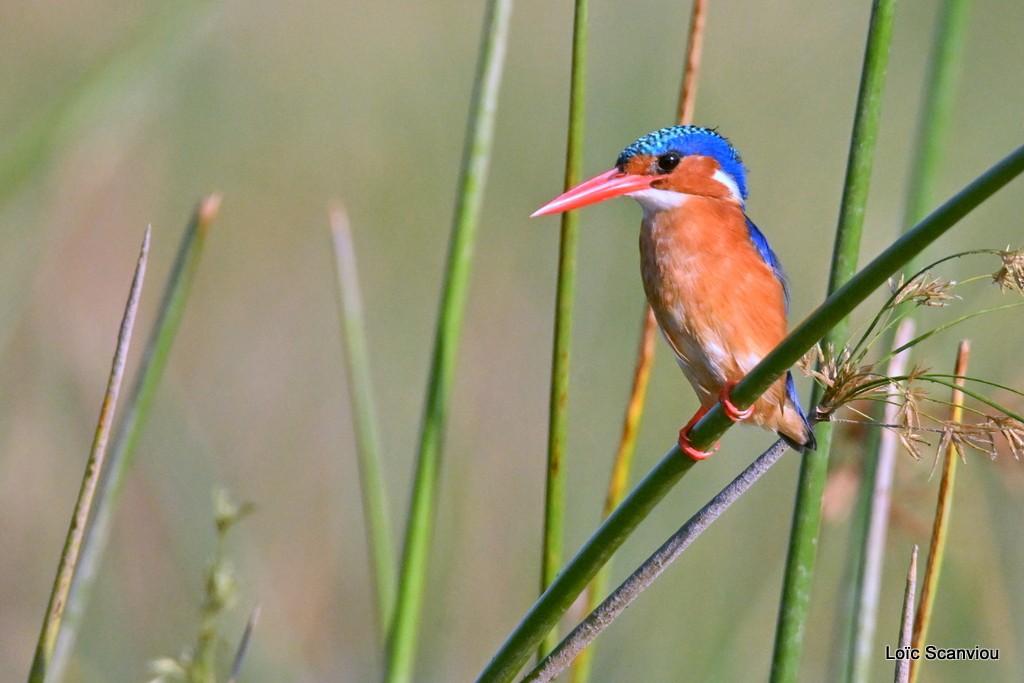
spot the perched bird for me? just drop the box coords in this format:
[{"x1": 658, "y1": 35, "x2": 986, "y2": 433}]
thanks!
[{"x1": 532, "y1": 125, "x2": 815, "y2": 458}]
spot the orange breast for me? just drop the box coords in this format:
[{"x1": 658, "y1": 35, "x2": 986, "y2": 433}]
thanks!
[{"x1": 639, "y1": 197, "x2": 788, "y2": 406}]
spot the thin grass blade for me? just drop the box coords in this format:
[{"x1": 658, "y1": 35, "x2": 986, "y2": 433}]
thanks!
[
  {"x1": 882, "y1": 302, "x2": 1023, "y2": 362},
  {"x1": 29, "y1": 227, "x2": 150, "y2": 683},
  {"x1": 914, "y1": 378, "x2": 1024, "y2": 423},
  {"x1": 51, "y1": 196, "x2": 220, "y2": 676},
  {"x1": 330, "y1": 205, "x2": 395, "y2": 638}
]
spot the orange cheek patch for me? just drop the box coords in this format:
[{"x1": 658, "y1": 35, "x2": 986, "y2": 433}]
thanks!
[
  {"x1": 621, "y1": 154, "x2": 656, "y2": 175},
  {"x1": 657, "y1": 156, "x2": 738, "y2": 201}
]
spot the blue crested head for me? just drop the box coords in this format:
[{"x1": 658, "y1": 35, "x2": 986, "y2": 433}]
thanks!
[{"x1": 615, "y1": 125, "x2": 748, "y2": 200}]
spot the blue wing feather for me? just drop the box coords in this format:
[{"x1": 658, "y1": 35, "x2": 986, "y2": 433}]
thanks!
[
  {"x1": 744, "y1": 216, "x2": 789, "y2": 312},
  {"x1": 745, "y1": 216, "x2": 815, "y2": 449},
  {"x1": 785, "y1": 371, "x2": 816, "y2": 450}
]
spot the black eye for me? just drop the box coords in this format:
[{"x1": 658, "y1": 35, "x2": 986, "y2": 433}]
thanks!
[{"x1": 656, "y1": 152, "x2": 681, "y2": 173}]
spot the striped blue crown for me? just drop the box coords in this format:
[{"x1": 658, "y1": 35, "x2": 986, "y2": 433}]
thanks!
[{"x1": 616, "y1": 125, "x2": 748, "y2": 200}]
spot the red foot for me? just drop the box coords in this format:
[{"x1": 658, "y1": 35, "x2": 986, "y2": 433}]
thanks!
[
  {"x1": 678, "y1": 383, "x2": 754, "y2": 461},
  {"x1": 719, "y1": 381, "x2": 754, "y2": 421},
  {"x1": 678, "y1": 404, "x2": 720, "y2": 461}
]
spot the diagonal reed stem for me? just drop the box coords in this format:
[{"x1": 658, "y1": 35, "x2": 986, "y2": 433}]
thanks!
[
  {"x1": 539, "y1": 0, "x2": 588, "y2": 660},
  {"x1": 384, "y1": 1, "x2": 513, "y2": 680},
  {"x1": 50, "y1": 196, "x2": 220, "y2": 679},
  {"x1": 29, "y1": 227, "x2": 150, "y2": 683}
]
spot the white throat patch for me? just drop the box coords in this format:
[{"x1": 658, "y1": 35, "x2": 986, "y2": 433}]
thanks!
[{"x1": 628, "y1": 187, "x2": 689, "y2": 218}]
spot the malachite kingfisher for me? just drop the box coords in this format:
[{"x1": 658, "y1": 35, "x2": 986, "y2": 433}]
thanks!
[{"x1": 532, "y1": 125, "x2": 816, "y2": 459}]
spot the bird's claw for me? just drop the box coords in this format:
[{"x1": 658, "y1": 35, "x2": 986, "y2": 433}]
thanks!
[
  {"x1": 678, "y1": 384, "x2": 753, "y2": 461},
  {"x1": 719, "y1": 381, "x2": 754, "y2": 422},
  {"x1": 678, "y1": 428, "x2": 719, "y2": 461},
  {"x1": 678, "y1": 405, "x2": 720, "y2": 461}
]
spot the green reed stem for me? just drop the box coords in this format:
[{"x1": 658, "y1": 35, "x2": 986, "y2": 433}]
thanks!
[
  {"x1": 383, "y1": 2, "x2": 513, "y2": 680},
  {"x1": 539, "y1": 0, "x2": 588, "y2": 661}
]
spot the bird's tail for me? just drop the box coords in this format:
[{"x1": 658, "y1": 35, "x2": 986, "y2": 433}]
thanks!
[{"x1": 778, "y1": 371, "x2": 816, "y2": 452}]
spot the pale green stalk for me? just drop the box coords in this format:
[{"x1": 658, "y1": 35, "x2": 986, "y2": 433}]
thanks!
[
  {"x1": 0, "y1": 1, "x2": 212, "y2": 362},
  {"x1": 901, "y1": 0, "x2": 971, "y2": 256},
  {"x1": 330, "y1": 206, "x2": 395, "y2": 639}
]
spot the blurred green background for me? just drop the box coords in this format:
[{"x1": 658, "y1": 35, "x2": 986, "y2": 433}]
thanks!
[{"x1": 2, "y1": 1, "x2": 1022, "y2": 681}]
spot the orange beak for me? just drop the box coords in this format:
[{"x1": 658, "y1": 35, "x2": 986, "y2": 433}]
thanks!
[{"x1": 530, "y1": 168, "x2": 664, "y2": 217}]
